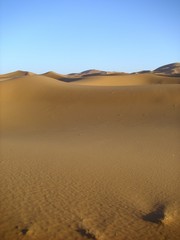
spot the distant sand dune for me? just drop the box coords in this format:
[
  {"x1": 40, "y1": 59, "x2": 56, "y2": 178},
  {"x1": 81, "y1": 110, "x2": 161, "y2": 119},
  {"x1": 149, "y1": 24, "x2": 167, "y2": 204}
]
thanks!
[
  {"x1": 153, "y1": 63, "x2": 180, "y2": 75},
  {"x1": 0, "y1": 70, "x2": 36, "y2": 82},
  {"x1": 41, "y1": 71, "x2": 66, "y2": 80},
  {"x1": 0, "y1": 69, "x2": 180, "y2": 240},
  {"x1": 69, "y1": 73, "x2": 180, "y2": 86}
]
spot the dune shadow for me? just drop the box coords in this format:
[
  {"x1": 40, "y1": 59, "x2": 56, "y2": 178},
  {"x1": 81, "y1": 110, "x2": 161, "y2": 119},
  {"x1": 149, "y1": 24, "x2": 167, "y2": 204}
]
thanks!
[
  {"x1": 60, "y1": 77, "x2": 83, "y2": 82},
  {"x1": 76, "y1": 227, "x2": 96, "y2": 239},
  {"x1": 142, "y1": 204, "x2": 165, "y2": 224}
]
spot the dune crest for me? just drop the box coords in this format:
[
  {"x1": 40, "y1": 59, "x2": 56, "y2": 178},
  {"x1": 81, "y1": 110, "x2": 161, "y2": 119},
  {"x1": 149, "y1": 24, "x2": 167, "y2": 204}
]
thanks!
[
  {"x1": 41, "y1": 71, "x2": 66, "y2": 79},
  {"x1": 153, "y1": 63, "x2": 180, "y2": 75},
  {"x1": 0, "y1": 70, "x2": 36, "y2": 82}
]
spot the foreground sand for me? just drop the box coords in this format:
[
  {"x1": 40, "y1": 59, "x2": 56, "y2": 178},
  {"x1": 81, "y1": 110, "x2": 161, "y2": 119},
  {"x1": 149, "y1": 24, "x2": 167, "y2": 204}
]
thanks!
[{"x1": 0, "y1": 72, "x2": 180, "y2": 240}]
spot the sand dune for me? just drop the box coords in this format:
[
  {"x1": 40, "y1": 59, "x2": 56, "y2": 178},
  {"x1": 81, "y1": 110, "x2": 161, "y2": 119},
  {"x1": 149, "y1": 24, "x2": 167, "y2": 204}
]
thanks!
[
  {"x1": 0, "y1": 70, "x2": 36, "y2": 82},
  {"x1": 70, "y1": 69, "x2": 126, "y2": 77},
  {"x1": 41, "y1": 71, "x2": 66, "y2": 80},
  {"x1": 69, "y1": 73, "x2": 180, "y2": 86},
  {"x1": 0, "y1": 69, "x2": 180, "y2": 240},
  {"x1": 153, "y1": 63, "x2": 180, "y2": 75},
  {"x1": 77, "y1": 69, "x2": 108, "y2": 76}
]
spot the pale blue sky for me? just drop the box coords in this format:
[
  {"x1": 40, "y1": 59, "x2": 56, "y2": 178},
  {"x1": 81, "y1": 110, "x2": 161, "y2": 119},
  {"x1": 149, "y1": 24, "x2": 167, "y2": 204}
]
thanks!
[{"x1": 1, "y1": 0, "x2": 180, "y2": 74}]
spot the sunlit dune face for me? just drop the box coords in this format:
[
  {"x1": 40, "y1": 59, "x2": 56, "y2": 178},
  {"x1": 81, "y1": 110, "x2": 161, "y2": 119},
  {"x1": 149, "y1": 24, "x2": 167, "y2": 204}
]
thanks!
[{"x1": 0, "y1": 73, "x2": 180, "y2": 240}]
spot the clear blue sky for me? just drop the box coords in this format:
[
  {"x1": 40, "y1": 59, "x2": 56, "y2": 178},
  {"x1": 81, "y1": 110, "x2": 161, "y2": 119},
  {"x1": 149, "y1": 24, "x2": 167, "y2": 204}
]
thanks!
[{"x1": 1, "y1": 0, "x2": 180, "y2": 74}]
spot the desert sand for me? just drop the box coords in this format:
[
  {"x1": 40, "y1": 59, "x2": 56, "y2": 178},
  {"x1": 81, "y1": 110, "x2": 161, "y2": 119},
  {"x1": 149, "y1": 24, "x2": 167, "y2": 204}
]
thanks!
[{"x1": 0, "y1": 65, "x2": 180, "y2": 240}]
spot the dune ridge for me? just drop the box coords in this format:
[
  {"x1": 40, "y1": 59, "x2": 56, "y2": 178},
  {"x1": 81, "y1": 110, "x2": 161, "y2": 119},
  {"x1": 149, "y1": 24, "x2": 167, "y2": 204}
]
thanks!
[
  {"x1": 153, "y1": 63, "x2": 180, "y2": 75},
  {"x1": 0, "y1": 65, "x2": 180, "y2": 239},
  {"x1": 1, "y1": 62, "x2": 180, "y2": 85},
  {"x1": 41, "y1": 71, "x2": 66, "y2": 80}
]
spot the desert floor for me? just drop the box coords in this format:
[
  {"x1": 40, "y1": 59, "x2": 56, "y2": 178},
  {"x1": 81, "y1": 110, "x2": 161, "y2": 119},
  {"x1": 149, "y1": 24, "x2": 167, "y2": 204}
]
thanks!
[{"x1": 0, "y1": 72, "x2": 180, "y2": 240}]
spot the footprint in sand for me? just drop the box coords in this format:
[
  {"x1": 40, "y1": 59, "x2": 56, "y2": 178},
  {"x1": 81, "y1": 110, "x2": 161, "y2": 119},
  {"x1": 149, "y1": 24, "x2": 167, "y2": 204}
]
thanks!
[
  {"x1": 15, "y1": 226, "x2": 29, "y2": 235},
  {"x1": 76, "y1": 227, "x2": 97, "y2": 240}
]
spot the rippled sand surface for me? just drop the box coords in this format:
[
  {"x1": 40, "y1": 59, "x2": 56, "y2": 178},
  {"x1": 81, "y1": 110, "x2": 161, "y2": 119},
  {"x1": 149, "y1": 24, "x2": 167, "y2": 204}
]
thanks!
[{"x1": 0, "y1": 73, "x2": 180, "y2": 239}]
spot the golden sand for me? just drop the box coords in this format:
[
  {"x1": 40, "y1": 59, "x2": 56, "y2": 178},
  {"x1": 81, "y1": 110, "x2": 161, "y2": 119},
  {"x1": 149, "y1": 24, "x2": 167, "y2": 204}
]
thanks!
[{"x1": 0, "y1": 71, "x2": 180, "y2": 240}]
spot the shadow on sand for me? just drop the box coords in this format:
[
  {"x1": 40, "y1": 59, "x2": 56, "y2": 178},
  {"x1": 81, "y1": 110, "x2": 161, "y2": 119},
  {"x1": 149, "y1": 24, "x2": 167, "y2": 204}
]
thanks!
[{"x1": 142, "y1": 204, "x2": 165, "y2": 224}]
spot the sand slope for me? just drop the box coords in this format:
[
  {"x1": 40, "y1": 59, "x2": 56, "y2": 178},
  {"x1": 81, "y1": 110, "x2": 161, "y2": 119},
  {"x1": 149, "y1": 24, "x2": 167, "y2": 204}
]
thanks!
[
  {"x1": 69, "y1": 73, "x2": 180, "y2": 86},
  {"x1": 0, "y1": 71, "x2": 36, "y2": 82},
  {"x1": 153, "y1": 63, "x2": 180, "y2": 75},
  {"x1": 0, "y1": 73, "x2": 180, "y2": 240},
  {"x1": 41, "y1": 71, "x2": 66, "y2": 80}
]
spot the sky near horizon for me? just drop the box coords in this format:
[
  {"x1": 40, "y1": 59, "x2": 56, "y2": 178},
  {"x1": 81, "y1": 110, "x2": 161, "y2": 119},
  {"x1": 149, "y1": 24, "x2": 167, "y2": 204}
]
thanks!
[{"x1": 0, "y1": 0, "x2": 180, "y2": 74}]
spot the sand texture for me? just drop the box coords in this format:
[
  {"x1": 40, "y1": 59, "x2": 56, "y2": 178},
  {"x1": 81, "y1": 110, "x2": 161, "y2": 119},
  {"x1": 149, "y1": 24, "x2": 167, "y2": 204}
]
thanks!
[{"x1": 0, "y1": 70, "x2": 180, "y2": 240}]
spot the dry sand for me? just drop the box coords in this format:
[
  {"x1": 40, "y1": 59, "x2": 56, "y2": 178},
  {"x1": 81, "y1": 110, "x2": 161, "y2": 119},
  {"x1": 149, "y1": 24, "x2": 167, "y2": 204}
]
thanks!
[{"x1": 0, "y1": 71, "x2": 180, "y2": 240}]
